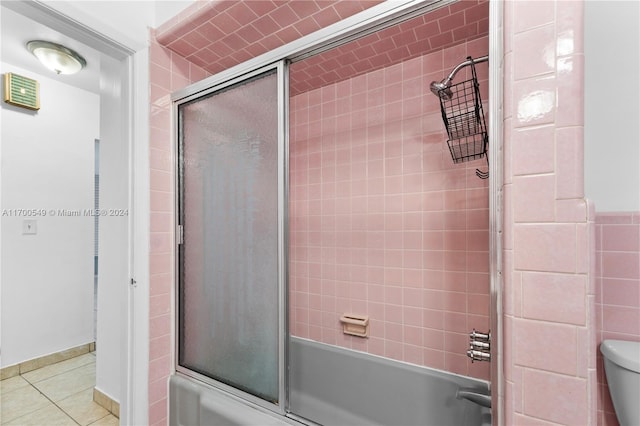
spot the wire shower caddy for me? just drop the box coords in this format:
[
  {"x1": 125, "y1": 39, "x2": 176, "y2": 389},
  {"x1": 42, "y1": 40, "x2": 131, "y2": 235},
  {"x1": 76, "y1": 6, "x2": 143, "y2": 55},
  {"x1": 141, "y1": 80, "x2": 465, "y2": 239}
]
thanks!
[{"x1": 437, "y1": 56, "x2": 489, "y2": 179}]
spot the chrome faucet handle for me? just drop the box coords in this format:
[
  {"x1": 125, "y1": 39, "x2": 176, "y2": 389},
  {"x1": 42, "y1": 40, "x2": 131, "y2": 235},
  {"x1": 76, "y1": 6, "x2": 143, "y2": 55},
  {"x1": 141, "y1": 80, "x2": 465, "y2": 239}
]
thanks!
[
  {"x1": 469, "y1": 329, "x2": 490, "y2": 341},
  {"x1": 467, "y1": 349, "x2": 491, "y2": 362}
]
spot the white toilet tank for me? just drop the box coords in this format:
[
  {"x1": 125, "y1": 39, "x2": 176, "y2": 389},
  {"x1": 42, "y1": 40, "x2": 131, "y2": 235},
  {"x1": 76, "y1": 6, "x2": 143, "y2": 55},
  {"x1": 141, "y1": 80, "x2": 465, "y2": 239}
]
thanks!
[{"x1": 600, "y1": 340, "x2": 640, "y2": 426}]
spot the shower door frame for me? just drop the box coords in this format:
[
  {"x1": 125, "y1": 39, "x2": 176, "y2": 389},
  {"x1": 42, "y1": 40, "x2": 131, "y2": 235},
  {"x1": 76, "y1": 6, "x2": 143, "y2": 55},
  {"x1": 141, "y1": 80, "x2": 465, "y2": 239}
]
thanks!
[
  {"x1": 172, "y1": 0, "x2": 504, "y2": 421},
  {"x1": 173, "y1": 61, "x2": 290, "y2": 413}
]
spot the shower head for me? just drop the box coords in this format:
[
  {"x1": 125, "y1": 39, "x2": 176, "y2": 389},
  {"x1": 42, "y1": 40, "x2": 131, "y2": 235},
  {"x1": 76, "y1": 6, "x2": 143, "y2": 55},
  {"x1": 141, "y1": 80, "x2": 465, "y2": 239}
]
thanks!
[
  {"x1": 429, "y1": 55, "x2": 490, "y2": 101},
  {"x1": 430, "y1": 79, "x2": 453, "y2": 100}
]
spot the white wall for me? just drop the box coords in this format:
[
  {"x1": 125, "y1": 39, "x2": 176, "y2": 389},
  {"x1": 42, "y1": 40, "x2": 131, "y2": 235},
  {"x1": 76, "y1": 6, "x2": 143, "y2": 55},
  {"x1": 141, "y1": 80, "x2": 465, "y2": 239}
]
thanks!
[
  {"x1": 0, "y1": 62, "x2": 99, "y2": 366},
  {"x1": 155, "y1": 0, "x2": 195, "y2": 28},
  {"x1": 41, "y1": 0, "x2": 153, "y2": 50},
  {"x1": 41, "y1": 0, "x2": 196, "y2": 50},
  {"x1": 585, "y1": 1, "x2": 640, "y2": 212}
]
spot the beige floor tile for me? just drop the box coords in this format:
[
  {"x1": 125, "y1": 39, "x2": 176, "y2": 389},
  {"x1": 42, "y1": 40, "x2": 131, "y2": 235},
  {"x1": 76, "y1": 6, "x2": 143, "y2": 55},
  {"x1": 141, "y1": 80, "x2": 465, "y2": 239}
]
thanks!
[
  {"x1": 4, "y1": 403, "x2": 77, "y2": 426},
  {"x1": 57, "y1": 388, "x2": 109, "y2": 426},
  {"x1": 88, "y1": 414, "x2": 119, "y2": 426},
  {"x1": 32, "y1": 363, "x2": 95, "y2": 402},
  {"x1": 0, "y1": 384, "x2": 50, "y2": 423},
  {"x1": 22, "y1": 353, "x2": 95, "y2": 384},
  {"x1": 0, "y1": 376, "x2": 30, "y2": 396}
]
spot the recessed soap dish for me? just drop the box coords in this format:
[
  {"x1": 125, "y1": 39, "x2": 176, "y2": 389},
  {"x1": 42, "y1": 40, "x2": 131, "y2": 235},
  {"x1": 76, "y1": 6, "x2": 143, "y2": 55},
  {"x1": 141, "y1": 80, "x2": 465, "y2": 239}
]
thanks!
[{"x1": 340, "y1": 314, "x2": 369, "y2": 338}]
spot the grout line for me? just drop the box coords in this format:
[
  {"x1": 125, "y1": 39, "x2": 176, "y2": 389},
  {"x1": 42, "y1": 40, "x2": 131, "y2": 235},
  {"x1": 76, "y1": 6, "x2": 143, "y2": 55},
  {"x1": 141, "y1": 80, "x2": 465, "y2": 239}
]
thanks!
[
  {"x1": 37, "y1": 387, "x2": 83, "y2": 426},
  {"x1": 20, "y1": 356, "x2": 96, "y2": 385}
]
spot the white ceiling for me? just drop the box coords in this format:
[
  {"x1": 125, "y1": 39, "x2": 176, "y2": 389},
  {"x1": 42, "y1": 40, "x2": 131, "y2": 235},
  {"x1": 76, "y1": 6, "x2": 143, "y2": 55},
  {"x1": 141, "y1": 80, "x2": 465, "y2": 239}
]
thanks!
[{"x1": 1, "y1": 5, "x2": 101, "y2": 94}]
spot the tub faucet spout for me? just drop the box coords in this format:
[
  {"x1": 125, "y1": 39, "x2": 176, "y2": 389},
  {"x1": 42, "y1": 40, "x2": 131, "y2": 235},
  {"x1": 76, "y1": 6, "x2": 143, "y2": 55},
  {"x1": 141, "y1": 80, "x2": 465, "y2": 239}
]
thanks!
[{"x1": 456, "y1": 388, "x2": 492, "y2": 408}]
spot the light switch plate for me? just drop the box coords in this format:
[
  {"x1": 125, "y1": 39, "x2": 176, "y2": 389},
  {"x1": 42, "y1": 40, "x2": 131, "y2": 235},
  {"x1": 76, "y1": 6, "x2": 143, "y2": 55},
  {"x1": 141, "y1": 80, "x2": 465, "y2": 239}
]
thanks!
[{"x1": 22, "y1": 219, "x2": 37, "y2": 235}]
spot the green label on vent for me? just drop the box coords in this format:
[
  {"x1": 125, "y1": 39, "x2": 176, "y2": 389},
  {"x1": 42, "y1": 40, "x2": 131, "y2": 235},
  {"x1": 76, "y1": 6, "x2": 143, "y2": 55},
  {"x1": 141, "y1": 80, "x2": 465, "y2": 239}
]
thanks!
[{"x1": 4, "y1": 73, "x2": 40, "y2": 110}]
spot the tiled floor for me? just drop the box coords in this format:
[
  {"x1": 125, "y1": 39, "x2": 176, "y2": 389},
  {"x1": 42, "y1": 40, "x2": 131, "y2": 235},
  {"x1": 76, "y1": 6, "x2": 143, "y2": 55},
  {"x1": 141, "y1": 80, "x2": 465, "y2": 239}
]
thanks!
[{"x1": 0, "y1": 353, "x2": 118, "y2": 425}]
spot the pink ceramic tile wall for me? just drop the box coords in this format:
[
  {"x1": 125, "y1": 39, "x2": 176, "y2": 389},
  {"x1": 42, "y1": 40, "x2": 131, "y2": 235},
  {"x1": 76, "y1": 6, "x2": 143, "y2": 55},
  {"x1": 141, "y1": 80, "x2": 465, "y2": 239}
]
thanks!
[
  {"x1": 503, "y1": 1, "x2": 597, "y2": 424},
  {"x1": 595, "y1": 212, "x2": 640, "y2": 426},
  {"x1": 149, "y1": 2, "x2": 491, "y2": 423},
  {"x1": 155, "y1": 0, "x2": 384, "y2": 77},
  {"x1": 150, "y1": 0, "x2": 606, "y2": 424},
  {"x1": 289, "y1": 0, "x2": 489, "y2": 96},
  {"x1": 148, "y1": 32, "x2": 210, "y2": 426},
  {"x1": 289, "y1": 36, "x2": 490, "y2": 380}
]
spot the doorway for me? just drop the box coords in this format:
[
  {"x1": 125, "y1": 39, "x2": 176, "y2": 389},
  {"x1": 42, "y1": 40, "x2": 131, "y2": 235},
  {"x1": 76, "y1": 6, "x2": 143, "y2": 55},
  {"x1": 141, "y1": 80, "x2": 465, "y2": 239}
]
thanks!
[{"x1": 0, "y1": 1, "x2": 140, "y2": 423}]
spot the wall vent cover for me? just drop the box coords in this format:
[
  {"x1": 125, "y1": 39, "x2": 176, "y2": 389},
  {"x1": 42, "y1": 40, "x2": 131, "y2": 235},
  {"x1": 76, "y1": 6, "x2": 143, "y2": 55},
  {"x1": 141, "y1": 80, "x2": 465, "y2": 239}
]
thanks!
[{"x1": 3, "y1": 73, "x2": 40, "y2": 110}]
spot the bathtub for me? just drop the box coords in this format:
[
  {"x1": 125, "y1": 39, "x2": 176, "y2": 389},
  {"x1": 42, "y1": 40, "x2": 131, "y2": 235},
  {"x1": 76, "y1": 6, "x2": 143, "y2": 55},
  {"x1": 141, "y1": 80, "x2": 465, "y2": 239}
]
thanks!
[{"x1": 170, "y1": 337, "x2": 492, "y2": 426}]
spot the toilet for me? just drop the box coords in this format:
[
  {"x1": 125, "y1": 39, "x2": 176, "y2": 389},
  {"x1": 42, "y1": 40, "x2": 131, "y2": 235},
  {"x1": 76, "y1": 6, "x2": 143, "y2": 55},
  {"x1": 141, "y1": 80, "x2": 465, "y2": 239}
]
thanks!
[{"x1": 600, "y1": 340, "x2": 640, "y2": 426}]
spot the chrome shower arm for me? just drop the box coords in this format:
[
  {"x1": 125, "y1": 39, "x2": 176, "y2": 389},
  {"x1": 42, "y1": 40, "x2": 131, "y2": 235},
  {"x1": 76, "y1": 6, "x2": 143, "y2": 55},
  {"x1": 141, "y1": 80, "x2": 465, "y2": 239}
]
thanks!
[
  {"x1": 430, "y1": 55, "x2": 489, "y2": 100},
  {"x1": 442, "y1": 55, "x2": 489, "y2": 85}
]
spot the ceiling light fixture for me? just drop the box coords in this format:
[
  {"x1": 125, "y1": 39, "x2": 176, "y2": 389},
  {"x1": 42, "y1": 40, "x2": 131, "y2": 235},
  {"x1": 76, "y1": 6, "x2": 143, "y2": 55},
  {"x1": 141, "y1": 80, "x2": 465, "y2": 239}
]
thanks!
[{"x1": 26, "y1": 40, "x2": 86, "y2": 75}]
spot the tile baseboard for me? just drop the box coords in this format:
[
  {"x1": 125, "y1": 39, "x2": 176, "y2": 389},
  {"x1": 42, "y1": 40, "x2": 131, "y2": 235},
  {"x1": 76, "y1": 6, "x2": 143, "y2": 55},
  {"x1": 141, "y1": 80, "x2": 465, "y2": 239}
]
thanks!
[
  {"x1": 93, "y1": 387, "x2": 120, "y2": 418},
  {"x1": 0, "y1": 342, "x2": 95, "y2": 380}
]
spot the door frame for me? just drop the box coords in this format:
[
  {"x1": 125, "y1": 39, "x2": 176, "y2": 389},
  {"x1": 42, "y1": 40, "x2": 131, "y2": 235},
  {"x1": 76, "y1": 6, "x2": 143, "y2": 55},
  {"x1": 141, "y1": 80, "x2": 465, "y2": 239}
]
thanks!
[{"x1": 0, "y1": 1, "x2": 150, "y2": 424}]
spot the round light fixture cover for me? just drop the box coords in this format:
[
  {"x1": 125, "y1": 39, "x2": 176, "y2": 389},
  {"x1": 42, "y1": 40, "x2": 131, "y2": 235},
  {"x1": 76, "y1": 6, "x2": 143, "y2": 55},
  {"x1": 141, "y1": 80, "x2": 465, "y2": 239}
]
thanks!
[{"x1": 27, "y1": 40, "x2": 86, "y2": 75}]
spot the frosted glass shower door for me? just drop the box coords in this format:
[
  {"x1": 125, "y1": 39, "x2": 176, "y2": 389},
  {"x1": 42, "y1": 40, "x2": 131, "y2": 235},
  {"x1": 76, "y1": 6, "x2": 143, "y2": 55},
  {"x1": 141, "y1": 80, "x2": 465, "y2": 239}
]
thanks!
[{"x1": 177, "y1": 67, "x2": 283, "y2": 404}]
